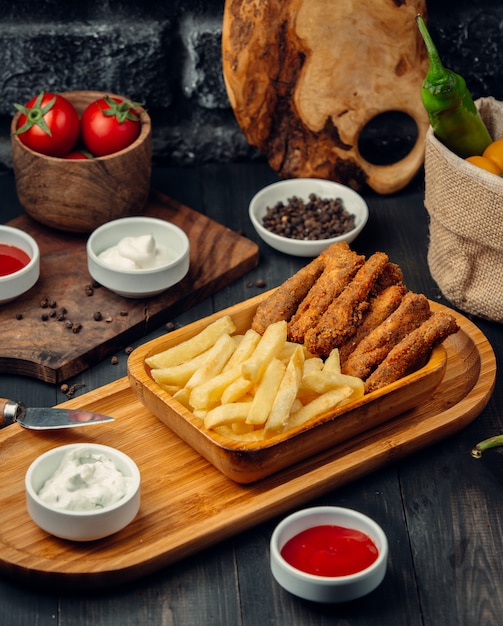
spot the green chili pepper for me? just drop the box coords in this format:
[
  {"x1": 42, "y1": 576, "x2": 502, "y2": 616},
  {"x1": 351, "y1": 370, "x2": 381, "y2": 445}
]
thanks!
[
  {"x1": 416, "y1": 14, "x2": 492, "y2": 159},
  {"x1": 471, "y1": 434, "x2": 503, "y2": 459}
]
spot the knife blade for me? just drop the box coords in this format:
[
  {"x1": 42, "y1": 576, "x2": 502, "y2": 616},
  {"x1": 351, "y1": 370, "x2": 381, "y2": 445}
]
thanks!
[{"x1": 0, "y1": 397, "x2": 115, "y2": 430}]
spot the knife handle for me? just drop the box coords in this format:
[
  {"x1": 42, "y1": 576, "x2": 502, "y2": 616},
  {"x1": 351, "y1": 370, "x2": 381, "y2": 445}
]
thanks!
[{"x1": 0, "y1": 398, "x2": 20, "y2": 428}]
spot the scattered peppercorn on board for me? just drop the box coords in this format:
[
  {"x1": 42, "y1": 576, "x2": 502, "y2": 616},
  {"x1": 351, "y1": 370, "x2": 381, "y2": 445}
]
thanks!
[
  {"x1": 0, "y1": 301, "x2": 494, "y2": 590},
  {"x1": 0, "y1": 189, "x2": 259, "y2": 383}
]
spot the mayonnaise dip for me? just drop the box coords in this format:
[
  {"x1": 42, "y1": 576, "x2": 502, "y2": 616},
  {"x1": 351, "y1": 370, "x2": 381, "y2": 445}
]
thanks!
[
  {"x1": 38, "y1": 447, "x2": 132, "y2": 511},
  {"x1": 98, "y1": 234, "x2": 173, "y2": 270}
]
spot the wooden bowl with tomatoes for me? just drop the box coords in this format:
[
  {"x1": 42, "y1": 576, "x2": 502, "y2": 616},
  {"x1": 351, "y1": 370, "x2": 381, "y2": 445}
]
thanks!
[{"x1": 10, "y1": 90, "x2": 152, "y2": 233}]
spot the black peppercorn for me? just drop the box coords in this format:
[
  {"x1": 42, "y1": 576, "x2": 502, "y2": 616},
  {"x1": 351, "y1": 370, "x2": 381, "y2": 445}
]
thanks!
[{"x1": 262, "y1": 193, "x2": 356, "y2": 240}]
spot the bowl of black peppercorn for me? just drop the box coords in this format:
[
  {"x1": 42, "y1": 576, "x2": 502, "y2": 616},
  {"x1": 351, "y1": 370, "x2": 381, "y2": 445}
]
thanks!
[{"x1": 249, "y1": 178, "x2": 369, "y2": 257}]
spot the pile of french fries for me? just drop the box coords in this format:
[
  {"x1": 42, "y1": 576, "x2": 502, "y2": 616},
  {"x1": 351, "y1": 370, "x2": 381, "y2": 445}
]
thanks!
[{"x1": 145, "y1": 315, "x2": 364, "y2": 440}]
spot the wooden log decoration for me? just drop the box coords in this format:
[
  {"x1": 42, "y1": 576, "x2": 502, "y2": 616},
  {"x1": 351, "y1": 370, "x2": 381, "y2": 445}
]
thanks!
[{"x1": 222, "y1": 0, "x2": 430, "y2": 194}]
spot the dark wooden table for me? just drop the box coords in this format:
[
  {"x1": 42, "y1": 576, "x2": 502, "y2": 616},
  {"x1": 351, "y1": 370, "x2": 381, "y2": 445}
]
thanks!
[{"x1": 1, "y1": 162, "x2": 502, "y2": 626}]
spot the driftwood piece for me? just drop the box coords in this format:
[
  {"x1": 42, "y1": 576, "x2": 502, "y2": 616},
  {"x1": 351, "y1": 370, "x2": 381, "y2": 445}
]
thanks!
[{"x1": 222, "y1": 0, "x2": 429, "y2": 194}]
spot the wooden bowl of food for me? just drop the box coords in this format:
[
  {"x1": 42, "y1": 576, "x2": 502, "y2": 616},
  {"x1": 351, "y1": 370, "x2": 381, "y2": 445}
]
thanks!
[
  {"x1": 128, "y1": 242, "x2": 460, "y2": 483},
  {"x1": 127, "y1": 291, "x2": 448, "y2": 483},
  {"x1": 11, "y1": 90, "x2": 152, "y2": 233}
]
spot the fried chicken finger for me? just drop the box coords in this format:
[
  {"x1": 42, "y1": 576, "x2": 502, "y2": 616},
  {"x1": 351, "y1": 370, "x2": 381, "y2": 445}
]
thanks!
[
  {"x1": 341, "y1": 291, "x2": 431, "y2": 380},
  {"x1": 304, "y1": 251, "x2": 390, "y2": 357},
  {"x1": 338, "y1": 283, "x2": 407, "y2": 364},
  {"x1": 287, "y1": 243, "x2": 365, "y2": 344},
  {"x1": 364, "y1": 310, "x2": 459, "y2": 393},
  {"x1": 251, "y1": 255, "x2": 325, "y2": 335}
]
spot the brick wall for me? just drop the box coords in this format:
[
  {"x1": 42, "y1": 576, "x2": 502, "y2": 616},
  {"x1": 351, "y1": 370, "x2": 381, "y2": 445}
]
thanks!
[{"x1": 0, "y1": 1, "x2": 501, "y2": 171}]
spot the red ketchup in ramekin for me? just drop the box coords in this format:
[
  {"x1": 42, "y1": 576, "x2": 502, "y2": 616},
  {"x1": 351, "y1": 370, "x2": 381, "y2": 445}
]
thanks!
[
  {"x1": 0, "y1": 243, "x2": 31, "y2": 276},
  {"x1": 280, "y1": 524, "x2": 379, "y2": 577}
]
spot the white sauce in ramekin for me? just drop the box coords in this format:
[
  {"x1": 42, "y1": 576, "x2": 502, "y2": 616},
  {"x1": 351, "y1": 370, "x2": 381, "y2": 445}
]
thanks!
[
  {"x1": 98, "y1": 234, "x2": 172, "y2": 269},
  {"x1": 38, "y1": 447, "x2": 132, "y2": 511}
]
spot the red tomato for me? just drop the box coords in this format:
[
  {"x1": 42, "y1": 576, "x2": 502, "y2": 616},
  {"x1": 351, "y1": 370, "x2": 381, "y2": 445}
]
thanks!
[
  {"x1": 14, "y1": 92, "x2": 80, "y2": 157},
  {"x1": 80, "y1": 96, "x2": 142, "y2": 157},
  {"x1": 63, "y1": 150, "x2": 93, "y2": 160}
]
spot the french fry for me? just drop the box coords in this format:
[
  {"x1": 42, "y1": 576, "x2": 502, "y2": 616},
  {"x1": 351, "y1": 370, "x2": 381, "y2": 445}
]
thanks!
[
  {"x1": 150, "y1": 349, "x2": 212, "y2": 387},
  {"x1": 204, "y1": 402, "x2": 252, "y2": 430},
  {"x1": 287, "y1": 386, "x2": 354, "y2": 429},
  {"x1": 192, "y1": 409, "x2": 208, "y2": 420},
  {"x1": 303, "y1": 357, "x2": 324, "y2": 375},
  {"x1": 279, "y1": 341, "x2": 315, "y2": 363},
  {"x1": 302, "y1": 370, "x2": 364, "y2": 400},
  {"x1": 223, "y1": 328, "x2": 261, "y2": 371},
  {"x1": 189, "y1": 366, "x2": 242, "y2": 410},
  {"x1": 145, "y1": 316, "x2": 236, "y2": 369},
  {"x1": 146, "y1": 313, "x2": 366, "y2": 441},
  {"x1": 185, "y1": 333, "x2": 236, "y2": 390},
  {"x1": 156, "y1": 383, "x2": 182, "y2": 395},
  {"x1": 241, "y1": 320, "x2": 287, "y2": 382},
  {"x1": 172, "y1": 386, "x2": 192, "y2": 408},
  {"x1": 231, "y1": 421, "x2": 255, "y2": 435},
  {"x1": 297, "y1": 357, "x2": 325, "y2": 404},
  {"x1": 290, "y1": 398, "x2": 303, "y2": 414},
  {"x1": 323, "y1": 348, "x2": 342, "y2": 373},
  {"x1": 264, "y1": 344, "x2": 304, "y2": 435},
  {"x1": 246, "y1": 358, "x2": 286, "y2": 425},
  {"x1": 221, "y1": 375, "x2": 254, "y2": 404}
]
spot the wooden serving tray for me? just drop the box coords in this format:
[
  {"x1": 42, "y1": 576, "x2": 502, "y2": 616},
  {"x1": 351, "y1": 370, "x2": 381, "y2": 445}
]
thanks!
[
  {"x1": 0, "y1": 189, "x2": 259, "y2": 383},
  {"x1": 128, "y1": 292, "x2": 448, "y2": 483},
  {"x1": 0, "y1": 301, "x2": 495, "y2": 591}
]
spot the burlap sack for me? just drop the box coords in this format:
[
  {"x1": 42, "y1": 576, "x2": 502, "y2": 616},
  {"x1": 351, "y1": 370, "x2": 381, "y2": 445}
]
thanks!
[{"x1": 425, "y1": 97, "x2": 503, "y2": 322}]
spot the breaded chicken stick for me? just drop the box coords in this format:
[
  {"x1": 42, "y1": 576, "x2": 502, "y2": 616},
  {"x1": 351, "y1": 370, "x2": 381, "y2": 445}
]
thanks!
[
  {"x1": 250, "y1": 255, "x2": 325, "y2": 335},
  {"x1": 338, "y1": 283, "x2": 407, "y2": 364},
  {"x1": 364, "y1": 310, "x2": 459, "y2": 393},
  {"x1": 342, "y1": 291, "x2": 432, "y2": 379},
  {"x1": 304, "y1": 251, "x2": 390, "y2": 357},
  {"x1": 287, "y1": 244, "x2": 365, "y2": 344},
  {"x1": 370, "y1": 262, "x2": 404, "y2": 296}
]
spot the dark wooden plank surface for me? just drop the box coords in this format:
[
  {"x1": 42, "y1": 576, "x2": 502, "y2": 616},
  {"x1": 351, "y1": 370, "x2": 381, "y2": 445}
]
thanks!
[{"x1": 1, "y1": 163, "x2": 502, "y2": 626}]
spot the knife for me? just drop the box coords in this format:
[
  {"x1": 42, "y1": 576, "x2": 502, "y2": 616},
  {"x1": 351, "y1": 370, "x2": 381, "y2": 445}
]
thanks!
[{"x1": 0, "y1": 397, "x2": 115, "y2": 430}]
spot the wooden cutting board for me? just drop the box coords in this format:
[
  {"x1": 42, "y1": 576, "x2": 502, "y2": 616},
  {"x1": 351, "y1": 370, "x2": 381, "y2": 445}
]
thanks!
[
  {"x1": 0, "y1": 190, "x2": 259, "y2": 383},
  {"x1": 222, "y1": 0, "x2": 430, "y2": 194},
  {"x1": 0, "y1": 302, "x2": 494, "y2": 590}
]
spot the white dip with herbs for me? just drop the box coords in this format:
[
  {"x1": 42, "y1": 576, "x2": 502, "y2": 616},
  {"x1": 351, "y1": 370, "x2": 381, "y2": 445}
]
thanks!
[
  {"x1": 98, "y1": 234, "x2": 172, "y2": 270},
  {"x1": 38, "y1": 447, "x2": 132, "y2": 511}
]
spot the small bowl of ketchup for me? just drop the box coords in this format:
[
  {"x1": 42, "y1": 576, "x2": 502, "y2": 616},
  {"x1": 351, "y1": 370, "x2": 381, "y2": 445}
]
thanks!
[
  {"x1": 270, "y1": 506, "x2": 388, "y2": 603},
  {"x1": 0, "y1": 225, "x2": 40, "y2": 305}
]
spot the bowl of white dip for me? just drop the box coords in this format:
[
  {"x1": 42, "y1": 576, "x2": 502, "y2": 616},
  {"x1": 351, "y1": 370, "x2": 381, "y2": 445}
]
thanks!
[
  {"x1": 86, "y1": 216, "x2": 190, "y2": 297},
  {"x1": 25, "y1": 443, "x2": 141, "y2": 541}
]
